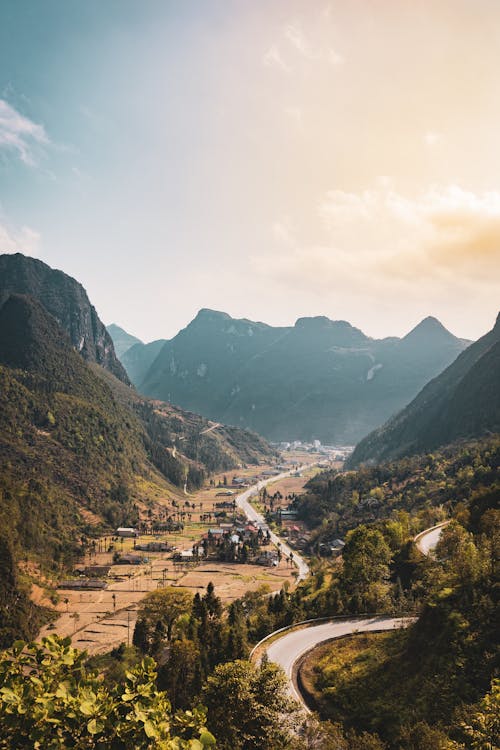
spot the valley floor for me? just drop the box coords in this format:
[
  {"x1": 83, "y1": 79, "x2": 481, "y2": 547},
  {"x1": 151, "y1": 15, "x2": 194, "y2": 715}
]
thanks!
[{"x1": 37, "y1": 452, "x2": 323, "y2": 654}]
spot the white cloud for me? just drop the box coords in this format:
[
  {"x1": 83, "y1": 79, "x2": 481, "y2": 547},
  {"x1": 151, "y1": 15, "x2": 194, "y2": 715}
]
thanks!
[
  {"x1": 284, "y1": 23, "x2": 313, "y2": 58},
  {"x1": 265, "y1": 17, "x2": 344, "y2": 73},
  {"x1": 327, "y1": 48, "x2": 344, "y2": 66},
  {"x1": 424, "y1": 130, "x2": 443, "y2": 146},
  {"x1": 0, "y1": 222, "x2": 41, "y2": 256},
  {"x1": 263, "y1": 45, "x2": 291, "y2": 72},
  {"x1": 0, "y1": 99, "x2": 49, "y2": 166},
  {"x1": 282, "y1": 20, "x2": 344, "y2": 66},
  {"x1": 253, "y1": 185, "x2": 500, "y2": 301}
]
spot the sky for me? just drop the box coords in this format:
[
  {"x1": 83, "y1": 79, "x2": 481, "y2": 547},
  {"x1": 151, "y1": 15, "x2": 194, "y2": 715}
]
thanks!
[{"x1": 0, "y1": 0, "x2": 499, "y2": 343}]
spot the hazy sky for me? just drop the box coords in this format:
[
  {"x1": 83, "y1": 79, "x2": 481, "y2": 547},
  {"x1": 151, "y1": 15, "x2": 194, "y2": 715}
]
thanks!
[{"x1": 1, "y1": 0, "x2": 499, "y2": 342}]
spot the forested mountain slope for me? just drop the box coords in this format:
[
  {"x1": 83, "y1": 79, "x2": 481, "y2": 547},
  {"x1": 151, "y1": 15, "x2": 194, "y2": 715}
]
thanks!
[
  {"x1": 0, "y1": 293, "x2": 275, "y2": 645},
  {"x1": 349, "y1": 312, "x2": 500, "y2": 466}
]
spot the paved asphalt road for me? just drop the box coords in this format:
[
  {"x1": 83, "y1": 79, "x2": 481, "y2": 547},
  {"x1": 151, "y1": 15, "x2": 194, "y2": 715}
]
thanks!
[
  {"x1": 237, "y1": 470, "x2": 445, "y2": 709},
  {"x1": 265, "y1": 616, "x2": 411, "y2": 704},
  {"x1": 415, "y1": 521, "x2": 449, "y2": 556},
  {"x1": 236, "y1": 472, "x2": 310, "y2": 582}
]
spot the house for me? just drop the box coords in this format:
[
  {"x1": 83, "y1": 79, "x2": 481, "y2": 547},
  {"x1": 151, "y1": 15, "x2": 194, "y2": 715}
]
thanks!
[
  {"x1": 135, "y1": 541, "x2": 172, "y2": 552},
  {"x1": 232, "y1": 476, "x2": 246, "y2": 485},
  {"x1": 58, "y1": 579, "x2": 108, "y2": 590},
  {"x1": 84, "y1": 565, "x2": 111, "y2": 577},
  {"x1": 255, "y1": 550, "x2": 279, "y2": 567},
  {"x1": 116, "y1": 527, "x2": 138, "y2": 538},
  {"x1": 216, "y1": 490, "x2": 234, "y2": 497},
  {"x1": 115, "y1": 554, "x2": 145, "y2": 565},
  {"x1": 280, "y1": 509, "x2": 298, "y2": 521},
  {"x1": 173, "y1": 548, "x2": 199, "y2": 562},
  {"x1": 319, "y1": 539, "x2": 345, "y2": 557}
]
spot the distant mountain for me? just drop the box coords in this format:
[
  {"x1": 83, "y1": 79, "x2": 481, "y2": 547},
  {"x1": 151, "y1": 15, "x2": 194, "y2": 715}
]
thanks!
[
  {"x1": 107, "y1": 323, "x2": 143, "y2": 358},
  {"x1": 121, "y1": 338, "x2": 167, "y2": 386},
  {"x1": 348, "y1": 312, "x2": 500, "y2": 466},
  {"x1": 136, "y1": 309, "x2": 469, "y2": 444},
  {"x1": 0, "y1": 253, "x2": 129, "y2": 384}
]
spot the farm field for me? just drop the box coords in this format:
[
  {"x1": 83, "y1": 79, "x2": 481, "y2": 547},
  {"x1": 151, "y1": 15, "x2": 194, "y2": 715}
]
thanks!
[{"x1": 36, "y1": 460, "x2": 313, "y2": 654}]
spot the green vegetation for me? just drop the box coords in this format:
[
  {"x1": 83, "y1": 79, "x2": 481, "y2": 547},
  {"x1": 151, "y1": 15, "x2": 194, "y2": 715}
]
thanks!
[
  {"x1": 0, "y1": 636, "x2": 216, "y2": 748},
  {"x1": 349, "y1": 311, "x2": 500, "y2": 466},
  {"x1": 0, "y1": 294, "x2": 274, "y2": 646},
  {"x1": 202, "y1": 659, "x2": 297, "y2": 750},
  {"x1": 297, "y1": 436, "x2": 499, "y2": 538},
  {"x1": 297, "y1": 488, "x2": 500, "y2": 748}
]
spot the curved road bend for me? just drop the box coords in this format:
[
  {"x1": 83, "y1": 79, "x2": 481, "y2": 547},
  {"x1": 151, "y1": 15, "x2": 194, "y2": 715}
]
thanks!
[
  {"x1": 414, "y1": 520, "x2": 449, "y2": 556},
  {"x1": 252, "y1": 523, "x2": 445, "y2": 709},
  {"x1": 236, "y1": 472, "x2": 310, "y2": 582},
  {"x1": 265, "y1": 616, "x2": 411, "y2": 705}
]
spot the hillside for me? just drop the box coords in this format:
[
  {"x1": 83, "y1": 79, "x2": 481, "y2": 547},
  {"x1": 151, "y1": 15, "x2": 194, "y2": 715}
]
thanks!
[
  {"x1": 349, "y1": 312, "x2": 500, "y2": 466},
  {"x1": 134, "y1": 309, "x2": 469, "y2": 444},
  {"x1": 296, "y1": 485, "x2": 499, "y2": 748},
  {"x1": 295, "y1": 435, "x2": 499, "y2": 538},
  {"x1": 0, "y1": 293, "x2": 275, "y2": 645},
  {"x1": 0, "y1": 253, "x2": 129, "y2": 384},
  {"x1": 106, "y1": 323, "x2": 143, "y2": 358}
]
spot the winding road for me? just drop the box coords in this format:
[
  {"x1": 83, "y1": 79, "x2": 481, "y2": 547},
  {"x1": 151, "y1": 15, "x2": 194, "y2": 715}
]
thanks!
[
  {"x1": 240, "y1": 494, "x2": 447, "y2": 708},
  {"x1": 236, "y1": 472, "x2": 310, "y2": 582},
  {"x1": 265, "y1": 616, "x2": 412, "y2": 705}
]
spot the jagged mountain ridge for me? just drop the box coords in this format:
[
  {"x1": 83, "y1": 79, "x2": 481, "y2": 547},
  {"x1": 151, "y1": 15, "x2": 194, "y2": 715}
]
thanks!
[
  {"x1": 0, "y1": 253, "x2": 129, "y2": 384},
  {"x1": 132, "y1": 308, "x2": 469, "y2": 444},
  {"x1": 106, "y1": 323, "x2": 143, "y2": 358},
  {"x1": 348, "y1": 312, "x2": 500, "y2": 466},
  {"x1": 120, "y1": 339, "x2": 167, "y2": 386}
]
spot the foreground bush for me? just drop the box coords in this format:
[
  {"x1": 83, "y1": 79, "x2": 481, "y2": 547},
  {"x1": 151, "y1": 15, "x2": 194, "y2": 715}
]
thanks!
[{"x1": 0, "y1": 635, "x2": 216, "y2": 749}]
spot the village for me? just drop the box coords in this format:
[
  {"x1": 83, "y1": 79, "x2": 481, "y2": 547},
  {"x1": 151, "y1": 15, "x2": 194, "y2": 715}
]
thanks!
[{"x1": 38, "y1": 449, "x2": 344, "y2": 654}]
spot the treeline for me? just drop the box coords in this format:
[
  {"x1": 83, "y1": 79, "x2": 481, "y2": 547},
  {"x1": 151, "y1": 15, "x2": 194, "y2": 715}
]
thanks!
[
  {"x1": 296, "y1": 436, "x2": 500, "y2": 539},
  {"x1": 298, "y1": 484, "x2": 500, "y2": 748}
]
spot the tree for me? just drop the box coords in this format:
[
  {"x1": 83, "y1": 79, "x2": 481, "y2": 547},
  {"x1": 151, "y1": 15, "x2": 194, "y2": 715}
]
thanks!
[
  {"x1": 341, "y1": 526, "x2": 392, "y2": 612},
  {"x1": 202, "y1": 659, "x2": 298, "y2": 750},
  {"x1": 136, "y1": 587, "x2": 193, "y2": 645},
  {"x1": 157, "y1": 638, "x2": 203, "y2": 710},
  {"x1": 0, "y1": 635, "x2": 216, "y2": 749},
  {"x1": 455, "y1": 679, "x2": 500, "y2": 750}
]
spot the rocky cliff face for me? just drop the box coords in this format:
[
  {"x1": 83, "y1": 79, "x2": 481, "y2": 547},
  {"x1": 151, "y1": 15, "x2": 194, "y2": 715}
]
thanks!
[{"x1": 0, "y1": 253, "x2": 129, "y2": 384}]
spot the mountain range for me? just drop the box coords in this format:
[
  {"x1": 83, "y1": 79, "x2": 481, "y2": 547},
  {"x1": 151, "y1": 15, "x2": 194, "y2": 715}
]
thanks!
[
  {"x1": 110, "y1": 309, "x2": 470, "y2": 445},
  {"x1": 106, "y1": 323, "x2": 143, "y2": 358},
  {"x1": 348, "y1": 311, "x2": 500, "y2": 466}
]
